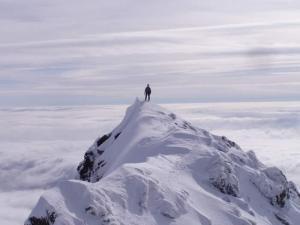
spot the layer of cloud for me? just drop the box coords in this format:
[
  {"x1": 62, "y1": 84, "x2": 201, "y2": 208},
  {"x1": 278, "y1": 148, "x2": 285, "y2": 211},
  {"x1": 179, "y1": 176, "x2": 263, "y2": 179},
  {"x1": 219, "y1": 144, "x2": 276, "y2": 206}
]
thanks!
[{"x1": 1, "y1": 102, "x2": 300, "y2": 225}]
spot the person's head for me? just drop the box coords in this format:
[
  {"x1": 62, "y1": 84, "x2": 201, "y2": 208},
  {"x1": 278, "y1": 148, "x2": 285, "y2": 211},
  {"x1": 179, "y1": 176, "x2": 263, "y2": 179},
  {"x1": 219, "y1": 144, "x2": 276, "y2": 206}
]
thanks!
[{"x1": 147, "y1": 84, "x2": 150, "y2": 87}]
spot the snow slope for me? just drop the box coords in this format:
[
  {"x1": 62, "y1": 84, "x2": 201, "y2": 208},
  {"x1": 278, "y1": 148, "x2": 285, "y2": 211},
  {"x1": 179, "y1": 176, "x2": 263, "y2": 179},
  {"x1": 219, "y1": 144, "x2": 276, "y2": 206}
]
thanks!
[{"x1": 25, "y1": 99, "x2": 300, "y2": 225}]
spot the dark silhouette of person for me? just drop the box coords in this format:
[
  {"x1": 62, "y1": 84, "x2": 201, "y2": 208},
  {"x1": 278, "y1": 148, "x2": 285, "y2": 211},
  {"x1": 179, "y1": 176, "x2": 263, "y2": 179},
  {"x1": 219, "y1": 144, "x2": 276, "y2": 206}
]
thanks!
[{"x1": 144, "y1": 84, "x2": 151, "y2": 102}]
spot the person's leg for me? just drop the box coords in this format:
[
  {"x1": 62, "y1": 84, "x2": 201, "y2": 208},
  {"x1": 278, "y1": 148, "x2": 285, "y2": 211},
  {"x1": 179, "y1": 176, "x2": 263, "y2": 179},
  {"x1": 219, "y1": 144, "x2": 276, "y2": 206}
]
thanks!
[
  {"x1": 148, "y1": 94, "x2": 150, "y2": 101},
  {"x1": 145, "y1": 94, "x2": 147, "y2": 101}
]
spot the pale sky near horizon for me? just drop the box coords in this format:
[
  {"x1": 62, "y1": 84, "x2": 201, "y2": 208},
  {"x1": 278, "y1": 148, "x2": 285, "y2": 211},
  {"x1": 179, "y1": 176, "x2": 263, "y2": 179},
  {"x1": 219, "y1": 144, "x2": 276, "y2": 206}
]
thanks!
[{"x1": 1, "y1": 0, "x2": 300, "y2": 106}]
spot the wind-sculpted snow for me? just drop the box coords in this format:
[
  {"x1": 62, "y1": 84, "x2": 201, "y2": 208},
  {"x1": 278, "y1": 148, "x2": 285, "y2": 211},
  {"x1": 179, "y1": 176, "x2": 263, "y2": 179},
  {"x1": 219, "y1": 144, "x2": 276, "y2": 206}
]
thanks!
[{"x1": 25, "y1": 99, "x2": 300, "y2": 225}]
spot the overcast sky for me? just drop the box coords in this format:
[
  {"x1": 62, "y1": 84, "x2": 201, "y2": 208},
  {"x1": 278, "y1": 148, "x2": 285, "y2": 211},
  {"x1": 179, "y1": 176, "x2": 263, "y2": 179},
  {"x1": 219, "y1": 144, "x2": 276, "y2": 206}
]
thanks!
[{"x1": 1, "y1": 0, "x2": 300, "y2": 106}]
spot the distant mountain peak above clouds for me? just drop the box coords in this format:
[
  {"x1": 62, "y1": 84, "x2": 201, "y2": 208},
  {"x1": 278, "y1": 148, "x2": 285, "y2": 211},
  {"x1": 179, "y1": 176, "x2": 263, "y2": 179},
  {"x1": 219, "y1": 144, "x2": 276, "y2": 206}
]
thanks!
[{"x1": 25, "y1": 98, "x2": 300, "y2": 225}]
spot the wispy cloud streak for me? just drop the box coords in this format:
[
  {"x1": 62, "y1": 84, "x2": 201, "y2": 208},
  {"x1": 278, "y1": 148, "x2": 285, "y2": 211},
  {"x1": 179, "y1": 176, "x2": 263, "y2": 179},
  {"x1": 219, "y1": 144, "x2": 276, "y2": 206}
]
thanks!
[{"x1": 0, "y1": 1, "x2": 300, "y2": 105}]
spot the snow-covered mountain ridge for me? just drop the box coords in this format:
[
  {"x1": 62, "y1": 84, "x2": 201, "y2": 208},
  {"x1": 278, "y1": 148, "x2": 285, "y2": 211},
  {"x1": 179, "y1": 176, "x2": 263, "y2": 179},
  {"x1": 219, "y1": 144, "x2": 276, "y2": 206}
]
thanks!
[{"x1": 25, "y1": 99, "x2": 300, "y2": 225}]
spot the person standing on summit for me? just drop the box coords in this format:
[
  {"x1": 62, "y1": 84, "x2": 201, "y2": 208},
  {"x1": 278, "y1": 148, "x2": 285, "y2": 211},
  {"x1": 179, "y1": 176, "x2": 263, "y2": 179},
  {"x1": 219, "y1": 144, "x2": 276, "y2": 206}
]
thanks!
[{"x1": 144, "y1": 84, "x2": 151, "y2": 102}]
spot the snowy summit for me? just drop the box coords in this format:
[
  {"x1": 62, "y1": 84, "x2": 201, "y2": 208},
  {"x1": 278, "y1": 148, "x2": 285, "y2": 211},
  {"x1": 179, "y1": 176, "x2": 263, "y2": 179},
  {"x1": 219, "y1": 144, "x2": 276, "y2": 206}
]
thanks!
[{"x1": 26, "y1": 99, "x2": 300, "y2": 225}]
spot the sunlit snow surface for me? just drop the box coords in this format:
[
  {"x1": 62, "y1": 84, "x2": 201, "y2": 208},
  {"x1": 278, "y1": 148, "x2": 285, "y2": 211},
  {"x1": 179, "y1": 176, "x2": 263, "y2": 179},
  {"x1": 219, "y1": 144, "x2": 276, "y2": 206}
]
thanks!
[{"x1": 0, "y1": 101, "x2": 300, "y2": 225}]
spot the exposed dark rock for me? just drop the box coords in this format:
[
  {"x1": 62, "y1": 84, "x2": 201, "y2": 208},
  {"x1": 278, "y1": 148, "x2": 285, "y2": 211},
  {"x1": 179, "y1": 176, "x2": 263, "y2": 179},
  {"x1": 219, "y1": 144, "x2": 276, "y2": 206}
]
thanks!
[
  {"x1": 103, "y1": 218, "x2": 111, "y2": 223},
  {"x1": 96, "y1": 160, "x2": 106, "y2": 169},
  {"x1": 214, "y1": 136, "x2": 241, "y2": 153},
  {"x1": 211, "y1": 178, "x2": 239, "y2": 197},
  {"x1": 209, "y1": 160, "x2": 239, "y2": 197},
  {"x1": 97, "y1": 150, "x2": 104, "y2": 155},
  {"x1": 77, "y1": 151, "x2": 95, "y2": 181},
  {"x1": 161, "y1": 212, "x2": 176, "y2": 219},
  {"x1": 182, "y1": 121, "x2": 197, "y2": 132},
  {"x1": 274, "y1": 214, "x2": 290, "y2": 225},
  {"x1": 288, "y1": 181, "x2": 300, "y2": 198},
  {"x1": 169, "y1": 113, "x2": 176, "y2": 120},
  {"x1": 264, "y1": 167, "x2": 291, "y2": 208},
  {"x1": 27, "y1": 211, "x2": 56, "y2": 225},
  {"x1": 85, "y1": 206, "x2": 96, "y2": 216},
  {"x1": 221, "y1": 136, "x2": 238, "y2": 149},
  {"x1": 97, "y1": 133, "x2": 111, "y2": 147},
  {"x1": 249, "y1": 210, "x2": 255, "y2": 216},
  {"x1": 251, "y1": 166, "x2": 296, "y2": 208},
  {"x1": 98, "y1": 160, "x2": 105, "y2": 166},
  {"x1": 96, "y1": 175, "x2": 103, "y2": 181},
  {"x1": 114, "y1": 132, "x2": 121, "y2": 139},
  {"x1": 78, "y1": 132, "x2": 113, "y2": 182},
  {"x1": 275, "y1": 189, "x2": 289, "y2": 208}
]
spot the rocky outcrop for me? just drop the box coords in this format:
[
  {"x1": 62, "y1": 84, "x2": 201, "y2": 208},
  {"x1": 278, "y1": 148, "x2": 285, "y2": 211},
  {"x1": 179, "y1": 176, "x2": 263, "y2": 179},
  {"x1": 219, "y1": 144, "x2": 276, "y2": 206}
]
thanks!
[
  {"x1": 25, "y1": 211, "x2": 56, "y2": 225},
  {"x1": 250, "y1": 166, "x2": 298, "y2": 208},
  {"x1": 209, "y1": 155, "x2": 239, "y2": 197},
  {"x1": 77, "y1": 133, "x2": 112, "y2": 182}
]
